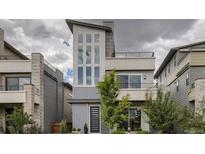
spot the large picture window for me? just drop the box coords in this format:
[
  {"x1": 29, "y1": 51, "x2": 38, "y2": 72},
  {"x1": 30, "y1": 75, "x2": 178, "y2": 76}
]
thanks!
[
  {"x1": 6, "y1": 77, "x2": 31, "y2": 91},
  {"x1": 117, "y1": 74, "x2": 141, "y2": 89}
]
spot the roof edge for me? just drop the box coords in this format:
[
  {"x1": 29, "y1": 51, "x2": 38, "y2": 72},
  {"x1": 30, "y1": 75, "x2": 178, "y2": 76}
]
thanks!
[{"x1": 65, "y1": 19, "x2": 112, "y2": 33}]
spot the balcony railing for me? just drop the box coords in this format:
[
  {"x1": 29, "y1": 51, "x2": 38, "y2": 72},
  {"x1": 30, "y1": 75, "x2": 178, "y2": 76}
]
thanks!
[
  {"x1": 115, "y1": 52, "x2": 154, "y2": 58},
  {"x1": 119, "y1": 83, "x2": 156, "y2": 89}
]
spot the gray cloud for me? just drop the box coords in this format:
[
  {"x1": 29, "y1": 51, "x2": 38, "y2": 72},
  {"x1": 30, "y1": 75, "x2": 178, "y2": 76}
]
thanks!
[{"x1": 0, "y1": 19, "x2": 205, "y2": 83}]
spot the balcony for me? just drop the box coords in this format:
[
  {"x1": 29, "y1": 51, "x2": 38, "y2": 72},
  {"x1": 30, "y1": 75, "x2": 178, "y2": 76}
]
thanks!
[
  {"x1": 106, "y1": 52, "x2": 155, "y2": 71},
  {"x1": 0, "y1": 90, "x2": 25, "y2": 103},
  {"x1": 117, "y1": 83, "x2": 157, "y2": 101},
  {"x1": 0, "y1": 60, "x2": 31, "y2": 73}
]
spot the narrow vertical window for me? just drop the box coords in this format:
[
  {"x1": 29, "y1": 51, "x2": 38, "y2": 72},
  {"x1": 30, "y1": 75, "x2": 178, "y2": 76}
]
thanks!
[
  {"x1": 86, "y1": 46, "x2": 91, "y2": 64},
  {"x1": 94, "y1": 34, "x2": 100, "y2": 43},
  {"x1": 78, "y1": 67, "x2": 83, "y2": 85},
  {"x1": 165, "y1": 68, "x2": 167, "y2": 78},
  {"x1": 94, "y1": 67, "x2": 100, "y2": 84},
  {"x1": 176, "y1": 80, "x2": 179, "y2": 92},
  {"x1": 78, "y1": 46, "x2": 83, "y2": 64},
  {"x1": 168, "y1": 64, "x2": 170, "y2": 74},
  {"x1": 86, "y1": 66, "x2": 92, "y2": 85},
  {"x1": 94, "y1": 45, "x2": 100, "y2": 64},
  {"x1": 86, "y1": 34, "x2": 92, "y2": 43},
  {"x1": 78, "y1": 34, "x2": 83, "y2": 43},
  {"x1": 174, "y1": 55, "x2": 176, "y2": 67},
  {"x1": 186, "y1": 71, "x2": 189, "y2": 86}
]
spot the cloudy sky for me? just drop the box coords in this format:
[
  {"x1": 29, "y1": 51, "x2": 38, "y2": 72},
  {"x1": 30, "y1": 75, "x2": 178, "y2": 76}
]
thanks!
[{"x1": 1, "y1": 19, "x2": 205, "y2": 84}]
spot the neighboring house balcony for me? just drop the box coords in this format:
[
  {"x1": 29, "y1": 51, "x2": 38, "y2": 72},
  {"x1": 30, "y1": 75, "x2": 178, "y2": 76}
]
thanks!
[
  {"x1": 117, "y1": 83, "x2": 157, "y2": 101},
  {"x1": 105, "y1": 52, "x2": 155, "y2": 71},
  {"x1": 0, "y1": 55, "x2": 31, "y2": 73},
  {"x1": 0, "y1": 84, "x2": 40, "y2": 104}
]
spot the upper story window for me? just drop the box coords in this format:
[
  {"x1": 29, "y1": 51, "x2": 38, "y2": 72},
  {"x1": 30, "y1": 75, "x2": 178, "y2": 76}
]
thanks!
[
  {"x1": 117, "y1": 74, "x2": 141, "y2": 89},
  {"x1": 165, "y1": 68, "x2": 167, "y2": 78},
  {"x1": 186, "y1": 71, "x2": 189, "y2": 86},
  {"x1": 78, "y1": 34, "x2": 83, "y2": 43},
  {"x1": 6, "y1": 77, "x2": 31, "y2": 91},
  {"x1": 94, "y1": 67, "x2": 100, "y2": 84},
  {"x1": 78, "y1": 45, "x2": 83, "y2": 64},
  {"x1": 174, "y1": 55, "x2": 177, "y2": 67},
  {"x1": 94, "y1": 34, "x2": 100, "y2": 43},
  {"x1": 176, "y1": 80, "x2": 179, "y2": 92},
  {"x1": 78, "y1": 67, "x2": 83, "y2": 85},
  {"x1": 168, "y1": 64, "x2": 170, "y2": 74},
  {"x1": 86, "y1": 66, "x2": 92, "y2": 85},
  {"x1": 86, "y1": 45, "x2": 91, "y2": 64},
  {"x1": 86, "y1": 34, "x2": 92, "y2": 43},
  {"x1": 94, "y1": 45, "x2": 100, "y2": 64}
]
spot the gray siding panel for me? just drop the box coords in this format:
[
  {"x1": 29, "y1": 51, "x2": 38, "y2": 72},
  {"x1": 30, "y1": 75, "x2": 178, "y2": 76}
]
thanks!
[
  {"x1": 73, "y1": 87, "x2": 100, "y2": 99},
  {"x1": 72, "y1": 104, "x2": 89, "y2": 133}
]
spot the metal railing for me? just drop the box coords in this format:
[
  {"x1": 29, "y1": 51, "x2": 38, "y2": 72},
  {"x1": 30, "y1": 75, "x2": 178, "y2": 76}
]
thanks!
[
  {"x1": 119, "y1": 83, "x2": 156, "y2": 89},
  {"x1": 115, "y1": 52, "x2": 154, "y2": 58}
]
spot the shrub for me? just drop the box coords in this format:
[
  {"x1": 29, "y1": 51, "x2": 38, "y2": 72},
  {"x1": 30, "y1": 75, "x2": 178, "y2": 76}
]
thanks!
[
  {"x1": 77, "y1": 128, "x2": 81, "y2": 132},
  {"x1": 24, "y1": 123, "x2": 41, "y2": 134},
  {"x1": 72, "y1": 128, "x2": 76, "y2": 131},
  {"x1": 59, "y1": 120, "x2": 68, "y2": 133},
  {"x1": 112, "y1": 129, "x2": 126, "y2": 134}
]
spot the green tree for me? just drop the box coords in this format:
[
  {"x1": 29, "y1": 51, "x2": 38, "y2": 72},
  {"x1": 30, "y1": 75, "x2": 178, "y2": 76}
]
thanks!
[
  {"x1": 144, "y1": 89, "x2": 183, "y2": 133},
  {"x1": 6, "y1": 107, "x2": 37, "y2": 134},
  {"x1": 97, "y1": 70, "x2": 131, "y2": 131}
]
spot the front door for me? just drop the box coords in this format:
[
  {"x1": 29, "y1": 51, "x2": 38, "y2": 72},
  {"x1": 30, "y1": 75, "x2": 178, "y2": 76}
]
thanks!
[{"x1": 90, "y1": 106, "x2": 100, "y2": 133}]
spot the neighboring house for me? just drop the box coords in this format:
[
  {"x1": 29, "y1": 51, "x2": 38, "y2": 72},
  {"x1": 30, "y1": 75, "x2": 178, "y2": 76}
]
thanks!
[
  {"x1": 0, "y1": 28, "x2": 64, "y2": 133},
  {"x1": 154, "y1": 41, "x2": 205, "y2": 113},
  {"x1": 63, "y1": 82, "x2": 72, "y2": 123},
  {"x1": 66, "y1": 19, "x2": 156, "y2": 133}
]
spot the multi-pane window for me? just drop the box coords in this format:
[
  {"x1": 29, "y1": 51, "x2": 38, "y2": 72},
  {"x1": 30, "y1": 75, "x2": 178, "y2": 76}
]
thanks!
[
  {"x1": 176, "y1": 80, "x2": 179, "y2": 92},
  {"x1": 78, "y1": 34, "x2": 83, "y2": 43},
  {"x1": 77, "y1": 33, "x2": 100, "y2": 86},
  {"x1": 94, "y1": 67, "x2": 100, "y2": 84},
  {"x1": 86, "y1": 34, "x2": 92, "y2": 43},
  {"x1": 94, "y1": 34, "x2": 100, "y2": 43},
  {"x1": 117, "y1": 75, "x2": 141, "y2": 89},
  {"x1": 94, "y1": 46, "x2": 100, "y2": 64},
  {"x1": 86, "y1": 46, "x2": 91, "y2": 64},
  {"x1": 78, "y1": 46, "x2": 83, "y2": 64},
  {"x1": 86, "y1": 66, "x2": 92, "y2": 85},
  {"x1": 78, "y1": 67, "x2": 83, "y2": 85},
  {"x1": 6, "y1": 77, "x2": 31, "y2": 91},
  {"x1": 186, "y1": 71, "x2": 189, "y2": 86}
]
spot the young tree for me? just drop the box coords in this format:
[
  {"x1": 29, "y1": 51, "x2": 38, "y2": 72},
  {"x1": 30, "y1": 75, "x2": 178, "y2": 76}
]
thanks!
[
  {"x1": 144, "y1": 89, "x2": 183, "y2": 133},
  {"x1": 97, "y1": 70, "x2": 131, "y2": 131}
]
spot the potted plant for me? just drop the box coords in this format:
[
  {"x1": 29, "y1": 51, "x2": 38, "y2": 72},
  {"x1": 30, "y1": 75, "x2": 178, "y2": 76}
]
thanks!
[
  {"x1": 84, "y1": 123, "x2": 88, "y2": 134},
  {"x1": 77, "y1": 128, "x2": 81, "y2": 134},
  {"x1": 72, "y1": 128, "x2": 76, "y2": 134}
]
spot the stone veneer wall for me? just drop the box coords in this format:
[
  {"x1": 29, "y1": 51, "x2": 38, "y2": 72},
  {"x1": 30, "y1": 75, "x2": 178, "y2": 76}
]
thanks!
[
  {"x1": 194, "y1": 79, "x2": 205, "y2": 113},
  {"x1": 31, "y1": 53, "x2": 44, "y2": 132}
]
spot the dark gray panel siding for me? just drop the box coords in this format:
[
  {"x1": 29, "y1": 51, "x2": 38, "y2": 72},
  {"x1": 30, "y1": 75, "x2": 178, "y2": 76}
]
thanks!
[{"x1": 43, "y1": 64, "x2": 64, "y2": 133}]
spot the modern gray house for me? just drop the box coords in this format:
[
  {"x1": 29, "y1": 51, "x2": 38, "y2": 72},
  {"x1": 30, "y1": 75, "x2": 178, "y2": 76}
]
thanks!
[
  {"x1": 155, "y1": 41, "x2": 205, "y2": 113},
  {"x1": 0, "y1": 28, "x2": 64, "y2": 133},
  {"x1": 66, "y1": 20, "x2": 156, "y2": 133}
]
